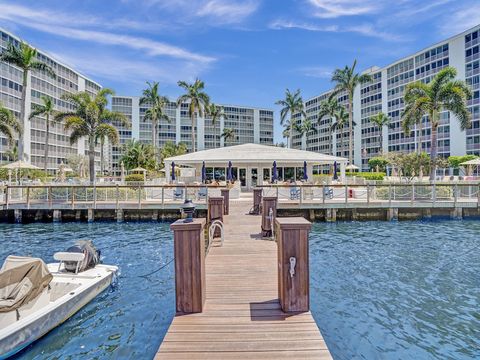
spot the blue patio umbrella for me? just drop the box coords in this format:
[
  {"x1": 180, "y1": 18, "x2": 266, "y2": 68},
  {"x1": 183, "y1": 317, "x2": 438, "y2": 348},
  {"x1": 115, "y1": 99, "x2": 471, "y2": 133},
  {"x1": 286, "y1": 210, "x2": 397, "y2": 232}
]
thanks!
[
  {"x1": 171, "y1": 162, "x2": 176, "y2": 181},
  {"x1": 333, "y1": 161, "x2": 338, "y2": 181},
  {"x1": 201, "y1": 161, "x2": 206, "y2": 183},
  {"x1": 303, "y1": 161, "x2": 308, "y2": 181},
  {"x1": 272, "y1": 161, "x2": 278, "y2": 182},
  {"x1": 227, "y1": 161, "x2": 233, "y2": 181}
]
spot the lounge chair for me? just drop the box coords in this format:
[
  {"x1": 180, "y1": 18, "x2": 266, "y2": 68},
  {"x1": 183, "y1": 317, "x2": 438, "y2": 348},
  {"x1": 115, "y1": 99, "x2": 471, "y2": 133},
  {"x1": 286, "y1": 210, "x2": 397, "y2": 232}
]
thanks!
[
  {"x1": 197, "y1": 187, "x2": 208, "y2": 200},
  {"x1": 324, "y1": 187, "x2": 334, "y2": 199},
  {"x1": 290, "y1": 186, "x2": 300, "y2": 200},
  {"x1": 173, "y1": 187, "x2": 184, "y2": 200}
]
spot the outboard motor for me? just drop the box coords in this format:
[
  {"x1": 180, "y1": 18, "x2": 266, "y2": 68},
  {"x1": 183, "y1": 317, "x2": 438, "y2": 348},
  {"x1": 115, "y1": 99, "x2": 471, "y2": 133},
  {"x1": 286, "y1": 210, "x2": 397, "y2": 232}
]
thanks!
[{"x1": 64, "y1": 240, "x2": 100, "y2": 273}]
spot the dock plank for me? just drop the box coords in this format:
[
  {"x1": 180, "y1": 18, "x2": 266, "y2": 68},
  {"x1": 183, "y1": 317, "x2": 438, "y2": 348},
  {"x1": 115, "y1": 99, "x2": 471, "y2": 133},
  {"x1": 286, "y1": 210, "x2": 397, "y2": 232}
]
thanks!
[{"x1": 155, "y1": 200, "x2": 332, "y2": 359}]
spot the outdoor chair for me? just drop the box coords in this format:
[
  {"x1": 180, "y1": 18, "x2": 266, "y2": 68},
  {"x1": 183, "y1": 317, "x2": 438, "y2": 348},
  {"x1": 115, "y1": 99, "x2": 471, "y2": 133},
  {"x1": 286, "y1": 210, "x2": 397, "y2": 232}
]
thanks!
[
  {"x1": 324, "y1": 187, "x2": 334, "y2": 199},
  {"x1": 173, "y1": 187, "x2": 184, "y2": 200},
  {"x1": 290, "y1": 186, "x2": 301, "y2": 200},
  {"x1": 197, "y1": 187, "x2": 208, "y2": 200}
]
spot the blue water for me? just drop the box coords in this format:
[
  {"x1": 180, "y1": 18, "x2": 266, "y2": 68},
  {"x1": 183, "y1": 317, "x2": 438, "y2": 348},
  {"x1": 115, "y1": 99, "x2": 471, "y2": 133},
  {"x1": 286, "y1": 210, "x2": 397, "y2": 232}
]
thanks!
[
  {"x1": 1, "y1": 220, "x2": 479, "y2": 359},
  {"x1": 0, "y1": 222, "x2": 175, "y2": 360},
  {"x1": 310, "y1": 220, "x2": 480, "y2": 360}
]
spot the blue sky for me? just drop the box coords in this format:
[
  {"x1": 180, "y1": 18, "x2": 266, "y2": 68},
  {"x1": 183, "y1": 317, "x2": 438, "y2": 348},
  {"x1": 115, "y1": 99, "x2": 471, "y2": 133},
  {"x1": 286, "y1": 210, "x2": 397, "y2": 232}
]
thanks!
[{"x1": 1, "y1": 0, "x2": 479, "y2": 142}]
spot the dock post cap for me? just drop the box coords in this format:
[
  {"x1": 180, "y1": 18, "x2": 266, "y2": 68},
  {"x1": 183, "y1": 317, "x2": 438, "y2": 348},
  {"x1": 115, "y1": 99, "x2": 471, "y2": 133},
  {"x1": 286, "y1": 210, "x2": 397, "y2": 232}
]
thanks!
[
  {"x1": 275, "y1": 217, "x2": 312, "y2": 230},
  {"x1": 171, "y1": 218, "x2": 206, "y2": 230}
]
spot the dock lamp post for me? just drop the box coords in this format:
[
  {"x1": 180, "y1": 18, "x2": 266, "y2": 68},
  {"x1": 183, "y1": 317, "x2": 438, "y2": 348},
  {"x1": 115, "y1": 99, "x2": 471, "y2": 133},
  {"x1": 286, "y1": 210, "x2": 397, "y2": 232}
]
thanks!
[{"x1": 181, "y1": 199, "x2": 196, "y2": 223}]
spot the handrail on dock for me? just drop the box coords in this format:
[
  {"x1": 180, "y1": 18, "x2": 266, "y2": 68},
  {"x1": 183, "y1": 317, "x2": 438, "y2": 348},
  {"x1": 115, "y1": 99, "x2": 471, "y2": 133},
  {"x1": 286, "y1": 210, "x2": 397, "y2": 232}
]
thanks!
[{"x1": 0, "y1": 184, "x2": 224, "y2": 209}]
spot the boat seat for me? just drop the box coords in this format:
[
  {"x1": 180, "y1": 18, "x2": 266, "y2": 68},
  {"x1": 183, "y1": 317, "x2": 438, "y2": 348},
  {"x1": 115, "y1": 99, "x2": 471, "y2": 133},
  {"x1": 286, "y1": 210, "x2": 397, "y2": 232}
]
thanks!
[{"x1": 53, "y1": 252, "x2": 85, "y2": 274}]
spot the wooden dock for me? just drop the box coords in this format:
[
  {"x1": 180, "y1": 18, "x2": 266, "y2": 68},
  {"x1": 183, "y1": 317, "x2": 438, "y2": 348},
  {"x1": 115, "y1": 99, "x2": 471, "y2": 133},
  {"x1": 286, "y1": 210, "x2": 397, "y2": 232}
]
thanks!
[{"x1": 156, "y1": 200, "x2": 332, "y2": 359}]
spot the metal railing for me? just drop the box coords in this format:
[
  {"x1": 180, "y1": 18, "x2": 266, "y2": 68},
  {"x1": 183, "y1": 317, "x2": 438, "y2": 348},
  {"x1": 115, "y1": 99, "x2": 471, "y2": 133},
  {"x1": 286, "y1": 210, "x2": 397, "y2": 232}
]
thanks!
[
  {"x1": 259, "y1": 183, "x2": 480, "y2": 207},
  {"x1": 0, "y1": 184, "x2": 224, "y2": 210}
]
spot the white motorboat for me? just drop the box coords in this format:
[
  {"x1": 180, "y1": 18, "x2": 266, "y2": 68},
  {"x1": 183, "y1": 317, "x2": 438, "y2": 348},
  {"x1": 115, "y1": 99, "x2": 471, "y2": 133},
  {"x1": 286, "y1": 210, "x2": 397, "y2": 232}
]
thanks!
[{"x1": 0, "y1": 243, "x2": 118, "y2": 359}]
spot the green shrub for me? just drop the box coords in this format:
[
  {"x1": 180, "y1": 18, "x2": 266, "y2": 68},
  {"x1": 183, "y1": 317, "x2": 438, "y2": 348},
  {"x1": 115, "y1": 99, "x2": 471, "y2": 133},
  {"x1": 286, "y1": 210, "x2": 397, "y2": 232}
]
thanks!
[
  {"x1": 346, "y1": 172, "x2": 386, "y2": 181},
  {"x1": 125, "y1": 174, "x2": 144, "y2": 182}
]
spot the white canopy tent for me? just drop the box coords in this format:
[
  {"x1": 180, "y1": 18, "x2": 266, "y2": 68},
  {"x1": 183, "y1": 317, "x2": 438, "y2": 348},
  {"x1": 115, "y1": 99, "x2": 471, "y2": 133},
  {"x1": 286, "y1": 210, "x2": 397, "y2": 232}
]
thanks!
[{"x1": 164, "y1": 143, "x2": 348, "y2": 190}]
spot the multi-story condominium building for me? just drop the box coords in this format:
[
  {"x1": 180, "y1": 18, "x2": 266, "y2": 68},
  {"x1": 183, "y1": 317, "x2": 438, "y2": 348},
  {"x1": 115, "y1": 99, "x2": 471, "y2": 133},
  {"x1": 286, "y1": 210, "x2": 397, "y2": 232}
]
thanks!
[
  {"x1": 294, "y1": 25, "x2": 480, "y2": 170},
  {"x1": 110, "y1": 96, "x2": 274, "y2": 174},
  {"x1": 0, "y1": 28, "x2": 102, "y2": 172}
]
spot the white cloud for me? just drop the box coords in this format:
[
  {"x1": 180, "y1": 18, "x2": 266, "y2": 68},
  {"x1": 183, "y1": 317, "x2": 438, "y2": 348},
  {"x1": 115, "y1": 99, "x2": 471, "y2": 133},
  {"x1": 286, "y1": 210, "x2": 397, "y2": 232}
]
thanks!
[
  {"x1": 269, "y1": 20, "x2": 405, "y2": 41},
  {"x1": 298, "y1": 66, "x2": 333, "y2": 79},
  {"x1": 50, "y1": 52, "x2": 206, "y2": 86},
  {"x1": 121, "y1": 0, "x2": 259, "y2": 25},
  {"x1": 306, "y1": 0, "x2": 379, "y2": 18},
  {"x1": 196, "y1": 0, "x2": 259, "y2": 23},
  {"x1": 0, "y1": 3, "x2": 214, "y2": 63},
  {"x1": 439, "y1": 5, "x2": 480, "y2": 36}
]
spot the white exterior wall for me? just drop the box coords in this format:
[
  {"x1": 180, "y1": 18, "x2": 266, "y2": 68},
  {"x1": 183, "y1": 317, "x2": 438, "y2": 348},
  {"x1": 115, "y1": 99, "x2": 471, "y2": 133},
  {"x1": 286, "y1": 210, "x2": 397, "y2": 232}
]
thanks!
[
  {"x1": 253, "y1": 109, "x2": 260, "y2": 144},
  {"x1": 353, "y1": 85, "x2": 362, "y2": 166},
  {"x1": 131, "y1": 96, "x2": 140, "y2": 140},
  {"x1": 448, "y1": 35, "x2": 468, "y2": 156},
  {"x1": 381, "y1": 68, "x2": 389, "y2": 153}
]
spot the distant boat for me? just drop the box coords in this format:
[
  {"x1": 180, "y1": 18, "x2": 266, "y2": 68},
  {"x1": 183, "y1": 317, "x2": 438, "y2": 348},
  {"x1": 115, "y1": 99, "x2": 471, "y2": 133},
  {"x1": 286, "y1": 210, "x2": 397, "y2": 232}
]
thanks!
[{"x1": 0, "y1": 246, "x2": 118, "y2": 359}]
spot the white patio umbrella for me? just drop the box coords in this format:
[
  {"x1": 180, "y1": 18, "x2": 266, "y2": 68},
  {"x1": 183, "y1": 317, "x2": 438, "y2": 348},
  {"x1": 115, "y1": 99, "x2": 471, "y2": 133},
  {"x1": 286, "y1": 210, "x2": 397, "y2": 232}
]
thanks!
[
  {"x1": 1, "y1": 161, "x2": 40, "y2": 184},
  {"x1": 1, "y1": 160, "x2": 40, "y2": 170},
  {"x1": 460, "y1": 158, "x2": 480, "y2": 176},
  {"x1": 345, "y1": 164, "x2": 359, "y2": 172}
]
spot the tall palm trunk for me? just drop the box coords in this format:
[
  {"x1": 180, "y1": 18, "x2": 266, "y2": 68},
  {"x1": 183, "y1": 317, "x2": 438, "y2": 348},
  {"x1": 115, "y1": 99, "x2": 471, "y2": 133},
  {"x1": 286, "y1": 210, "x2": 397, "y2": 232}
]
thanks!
[
  {"x1": 417, "y1": 120, "x2": 423, "y2": 154},
  {"x1": 88, "y1": 135, "x2": 95, "y2": 184},
  {"x1": 44, "y1": 114, "x2": 49, "y2": 172},
  {"x1": 152, "y1": 117, "x2": 158, "y2": 162},
  {"x1": 100, "y1": 137, "x2": 104, "y2": 175},
  {"x1": 191, "y1": 112, "x2": 196, "y2": 152},
  {"x1": 330, "y1": 128, "x2": 334, "y2": 155},
  {"x1": 429, "y1": 111, "x2": 438, "y2": 181},
  {"x1": 348, "y1": 97, "x2": 354, "y2": 165},
  {"x1": 19, "y1": 71, "x2": 28, "y2": 161},
  {"x1": 289, "y1": 115, "x2": 293, "y2": 148},
  {"x1": 378, "y1": 125, "x2": 383, "y2": 154}
]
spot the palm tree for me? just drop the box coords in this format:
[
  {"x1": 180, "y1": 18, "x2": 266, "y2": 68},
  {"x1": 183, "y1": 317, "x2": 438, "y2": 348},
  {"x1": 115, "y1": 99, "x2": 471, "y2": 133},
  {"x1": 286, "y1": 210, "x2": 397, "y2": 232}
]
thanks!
[
  {"x1": 276, "y1": 89, "x2": 306, "y2": 148},
  {"x1": 330, "y1": 107, "x2": 350, "y2": 157},
  {"x1": 139, "y1": 81, "x2": 170, "y2": 154},
  {"x1": 120, "y1": 140, "x2": 157, "y2": 171},
  {"x1": 369, "y1": 112, "x2": 390, "y2": 154},
  {"x1": 29, "y1": 96, "x2": 57, "y2": 172},
  {"x1": 206, "y1": 103, "x2": 228, "y2": 147},
  {"x1": 317, "y1": 94, "x2": 341, "y2": 155},
  {"x1": 55, "y1": 89, "x2": 127, "y2": 183},
  {"x1": 282, "y1": 127, "x2": 291, "y2": 145},
  {"x1": 0, "y1": 41, "x2": 55, "y2": 160},
  {"x1": 402, "y1": 67, "x2": 471, "y2": 179},
  {"x1": 160, "y1": 141, "x2": 188, "y2": 168},
  {"x1": 5, "y1": 144, "x2": 19, "y2": 162},
  {"x1": 331, "y1": 60, "x2": 371, "y2": 166},
  {"x1": 177, "y1": 79, "x2": 210, "y2": 152},
  {"x1": 0, "y1": 102, "x2": 22, "y2": 147},
  {"x1": 295, "y1": 119, "x2": 317, "y2": 150},
  {"x1": 221, "y1": 128, "x2": 235, "y2": 143},
  {"x1": 95, "y1": 125, "x2": 119, "y2": 175}
]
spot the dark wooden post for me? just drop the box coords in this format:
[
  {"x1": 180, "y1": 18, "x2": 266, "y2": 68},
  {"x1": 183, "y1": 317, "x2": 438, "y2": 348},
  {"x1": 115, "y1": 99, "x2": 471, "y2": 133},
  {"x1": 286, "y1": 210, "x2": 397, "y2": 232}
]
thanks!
[
  {"x1": 275, "y1": 217, "x2": 312, "y2": 313},
  {"x1": 220, "y1": 188, "x2": 230, "y2": 215},
  {"x1": 171, "y1": 218, "x2": 206, "y2": 313},
  {"x1": 261, "y1": 196, "x2": 277, "y2": 237},
  {"x1": 253, "y1": 188, "x2": 263, "y2": 215},
  {"x1": 208, "y1": 196, "x2": 224, "y2": 236}
]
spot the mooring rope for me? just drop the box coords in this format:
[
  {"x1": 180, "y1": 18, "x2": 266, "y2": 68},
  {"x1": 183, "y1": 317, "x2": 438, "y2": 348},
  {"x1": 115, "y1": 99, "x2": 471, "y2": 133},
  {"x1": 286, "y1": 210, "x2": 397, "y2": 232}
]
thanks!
[{"x1": 138, "y1": 257, "x2": 175, "y2": 278}]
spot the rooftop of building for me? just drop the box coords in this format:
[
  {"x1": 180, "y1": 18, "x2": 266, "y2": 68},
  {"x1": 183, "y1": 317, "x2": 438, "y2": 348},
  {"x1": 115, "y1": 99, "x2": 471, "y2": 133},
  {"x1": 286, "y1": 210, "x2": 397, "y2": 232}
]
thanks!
[{"x1": 164, "y1": 143, "x2": 347, "y2": 165}]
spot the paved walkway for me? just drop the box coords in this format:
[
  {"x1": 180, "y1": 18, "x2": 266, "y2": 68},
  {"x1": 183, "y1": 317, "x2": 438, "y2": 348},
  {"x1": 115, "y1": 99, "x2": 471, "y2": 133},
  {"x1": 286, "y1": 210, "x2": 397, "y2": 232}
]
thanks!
[{"x1": 156, "y1": 198, "x2": 332, "y2": 359}]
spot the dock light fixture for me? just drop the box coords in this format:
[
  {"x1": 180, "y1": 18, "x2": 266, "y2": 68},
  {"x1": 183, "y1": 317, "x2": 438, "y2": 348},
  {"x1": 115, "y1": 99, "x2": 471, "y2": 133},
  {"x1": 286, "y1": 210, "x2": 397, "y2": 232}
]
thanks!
[{"x1": 181, "y1": 199, "x2": 196, "y2": 223}]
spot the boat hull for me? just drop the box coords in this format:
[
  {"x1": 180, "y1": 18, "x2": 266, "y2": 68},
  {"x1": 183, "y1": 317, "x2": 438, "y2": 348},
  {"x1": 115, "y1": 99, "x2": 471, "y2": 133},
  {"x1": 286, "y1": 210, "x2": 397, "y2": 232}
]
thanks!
[{"x1": 0, "y1": 265, "x2": 117, "y2": 359}]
